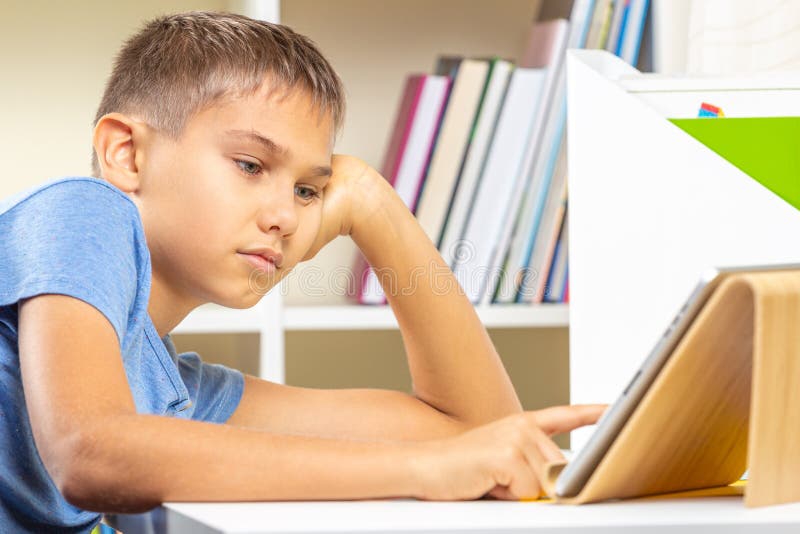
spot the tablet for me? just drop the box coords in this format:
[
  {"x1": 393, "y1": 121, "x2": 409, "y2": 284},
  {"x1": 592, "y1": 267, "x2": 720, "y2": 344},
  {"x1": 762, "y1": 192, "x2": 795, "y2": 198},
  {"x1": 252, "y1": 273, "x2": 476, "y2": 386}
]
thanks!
[{"x1": 554, "y1": 262, "x2": 800, "y2": 498}]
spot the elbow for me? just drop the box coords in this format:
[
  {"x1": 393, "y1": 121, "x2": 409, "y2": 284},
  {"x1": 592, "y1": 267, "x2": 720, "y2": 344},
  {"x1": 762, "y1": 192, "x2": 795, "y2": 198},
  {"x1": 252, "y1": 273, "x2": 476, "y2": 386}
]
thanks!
[
  {"x1": 50, "y1": 428, "x2": 111, "y2": 510},
  {"x1": 48, "y1": 426, "x2": 156, "y2": 513}
]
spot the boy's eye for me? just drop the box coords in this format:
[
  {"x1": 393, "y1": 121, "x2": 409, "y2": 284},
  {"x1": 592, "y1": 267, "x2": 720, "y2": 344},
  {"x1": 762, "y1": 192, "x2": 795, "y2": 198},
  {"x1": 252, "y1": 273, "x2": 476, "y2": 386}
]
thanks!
[
  {"x1": 295, "y1": 185, "x2": 320, "y2": 201},
  {"x1": 235, "y1": 159, "x2": 262, "y2": 175}
]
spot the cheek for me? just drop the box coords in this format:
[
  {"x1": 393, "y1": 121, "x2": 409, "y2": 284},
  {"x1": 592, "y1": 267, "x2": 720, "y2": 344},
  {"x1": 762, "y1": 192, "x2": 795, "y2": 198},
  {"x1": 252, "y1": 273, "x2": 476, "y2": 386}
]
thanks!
[{"x1": 284, "y1": 205, "x2": 323, "y2": 265}]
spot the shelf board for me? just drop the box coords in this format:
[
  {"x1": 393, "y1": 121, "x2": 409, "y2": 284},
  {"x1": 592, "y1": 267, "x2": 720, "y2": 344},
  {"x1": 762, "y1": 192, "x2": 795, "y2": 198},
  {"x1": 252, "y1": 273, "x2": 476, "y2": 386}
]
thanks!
[
  {"x1": 285, "y1": 304, "x2": 568, "y2": 330},
  {"x1": 172, "y1": 304, "x2": 267, "y2": 334},
  {"x1": 173, "y1": 303, "x2": 569, "y2": 334}
]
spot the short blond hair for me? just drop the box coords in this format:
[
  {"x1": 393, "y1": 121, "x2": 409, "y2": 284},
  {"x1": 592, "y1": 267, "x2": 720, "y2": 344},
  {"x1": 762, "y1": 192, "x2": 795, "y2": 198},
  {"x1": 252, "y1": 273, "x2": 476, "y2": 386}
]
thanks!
[{"x1": 91, "y1": 11, "x2": 345, "y2": 176}]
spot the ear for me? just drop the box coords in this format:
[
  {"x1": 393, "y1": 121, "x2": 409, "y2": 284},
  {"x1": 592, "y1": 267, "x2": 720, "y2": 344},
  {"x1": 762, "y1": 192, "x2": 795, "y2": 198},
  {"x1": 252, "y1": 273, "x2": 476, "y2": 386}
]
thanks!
[{"x1": 92, "y1": 113, "x2": 150, "y2": 193}]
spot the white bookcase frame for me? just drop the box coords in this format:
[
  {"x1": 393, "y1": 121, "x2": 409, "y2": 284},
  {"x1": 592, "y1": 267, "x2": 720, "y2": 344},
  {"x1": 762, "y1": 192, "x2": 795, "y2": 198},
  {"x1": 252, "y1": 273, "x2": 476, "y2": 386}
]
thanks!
[{"x1": 173, "y1": 289, "x2": 568, "y2": 383}]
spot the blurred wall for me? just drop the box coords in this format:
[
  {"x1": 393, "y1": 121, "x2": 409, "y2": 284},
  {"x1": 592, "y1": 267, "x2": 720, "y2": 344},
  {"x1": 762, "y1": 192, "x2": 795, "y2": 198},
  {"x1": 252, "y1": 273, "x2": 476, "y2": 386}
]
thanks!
[{"x1": 0, "y1": 0, "x2": 227, "y2": 198}]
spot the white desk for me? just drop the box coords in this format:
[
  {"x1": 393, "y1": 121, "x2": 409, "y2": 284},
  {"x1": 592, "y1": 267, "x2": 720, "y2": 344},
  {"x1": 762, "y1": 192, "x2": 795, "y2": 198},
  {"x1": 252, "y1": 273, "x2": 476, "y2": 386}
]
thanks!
[{"x1": 162, "y1": 496, "x2": 800, "y2": 533}]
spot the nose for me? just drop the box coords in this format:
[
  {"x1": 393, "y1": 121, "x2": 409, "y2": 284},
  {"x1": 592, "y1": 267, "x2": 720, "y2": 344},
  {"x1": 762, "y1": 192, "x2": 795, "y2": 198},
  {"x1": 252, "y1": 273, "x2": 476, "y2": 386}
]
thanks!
[{"x1": 256, "y1": 180, "x2": 298, "y2": 237}]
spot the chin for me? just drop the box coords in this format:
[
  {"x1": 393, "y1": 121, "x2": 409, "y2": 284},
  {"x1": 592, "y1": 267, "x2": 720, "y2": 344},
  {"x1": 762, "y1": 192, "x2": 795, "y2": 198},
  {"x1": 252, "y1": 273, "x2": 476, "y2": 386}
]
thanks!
[
  {"x1": 203, "y1": 287, "x2": 262, "y2": 310},
  {"x1": 222, "y1": 291, "x2": 266, "y2": 309}
]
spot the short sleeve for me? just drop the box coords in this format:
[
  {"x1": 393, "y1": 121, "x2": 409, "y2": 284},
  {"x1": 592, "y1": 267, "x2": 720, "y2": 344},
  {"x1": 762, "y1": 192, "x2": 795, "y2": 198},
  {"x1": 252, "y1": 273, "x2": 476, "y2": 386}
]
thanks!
[
  {"x1": 0, "y1": 178, "x2": 147, "y2": 345},
  {"x1": 175, "y1": 351, "x2": 245, "y2": 423}
]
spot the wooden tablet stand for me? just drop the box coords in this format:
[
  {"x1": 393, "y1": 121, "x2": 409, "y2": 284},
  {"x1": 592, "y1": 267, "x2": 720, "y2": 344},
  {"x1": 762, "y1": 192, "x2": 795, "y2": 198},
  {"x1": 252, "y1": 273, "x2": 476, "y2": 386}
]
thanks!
[{"x1": 543, "y1": 270, "x2": 800, "y2": 508}]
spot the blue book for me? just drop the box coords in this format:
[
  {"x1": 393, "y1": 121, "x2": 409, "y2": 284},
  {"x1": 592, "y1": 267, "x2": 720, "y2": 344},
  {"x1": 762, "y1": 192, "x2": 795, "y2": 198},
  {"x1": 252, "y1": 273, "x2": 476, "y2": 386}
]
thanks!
[
  {"x1": 618, "y1": 0, "x2": 650, "y2": 65},
  {"x1": 613, "y1": 0, "x2": 630, "y2": 55}
]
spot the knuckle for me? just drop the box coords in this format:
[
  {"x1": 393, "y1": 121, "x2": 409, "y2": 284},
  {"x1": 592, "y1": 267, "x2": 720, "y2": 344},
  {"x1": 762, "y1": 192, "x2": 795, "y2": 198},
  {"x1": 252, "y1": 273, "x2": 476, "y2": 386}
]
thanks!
[
  {"x1": 501, "y1": 443, "x2": 522, "y2": 464},
  {"x1": 523, "y1": 411, "x2": 540, "y2": 428},
  {"x1": 507, "y1": 415, "x2": 527, "y2": 435}
]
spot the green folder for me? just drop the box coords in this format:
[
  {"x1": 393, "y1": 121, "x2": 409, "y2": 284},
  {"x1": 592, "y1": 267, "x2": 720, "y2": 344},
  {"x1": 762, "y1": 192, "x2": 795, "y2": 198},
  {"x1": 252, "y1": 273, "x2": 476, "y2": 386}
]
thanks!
[{"x1": 669, "y1": 117, "x2": 800, "y2": 211}]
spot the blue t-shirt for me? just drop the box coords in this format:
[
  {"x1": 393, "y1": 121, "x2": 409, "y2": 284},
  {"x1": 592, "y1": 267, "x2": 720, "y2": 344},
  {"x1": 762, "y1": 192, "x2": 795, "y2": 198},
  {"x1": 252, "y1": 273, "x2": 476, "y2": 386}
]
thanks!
[{"x1": 0, "y1": 177, "x2": 244, "y2": 532}]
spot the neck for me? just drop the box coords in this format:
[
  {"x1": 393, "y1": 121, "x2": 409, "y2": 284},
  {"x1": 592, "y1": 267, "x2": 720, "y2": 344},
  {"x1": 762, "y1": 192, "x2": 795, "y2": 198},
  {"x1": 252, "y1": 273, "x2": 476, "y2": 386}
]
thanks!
[{"x1": 147, "y1": 269, "x2": 202, "y2": 339}]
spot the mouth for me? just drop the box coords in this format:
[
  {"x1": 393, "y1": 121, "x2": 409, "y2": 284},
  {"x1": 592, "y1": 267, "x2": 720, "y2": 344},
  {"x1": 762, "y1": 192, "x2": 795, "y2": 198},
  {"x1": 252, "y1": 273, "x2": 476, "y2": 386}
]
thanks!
[{"x1": 237, "y1": 247, "x2": 284, "y2": 273}]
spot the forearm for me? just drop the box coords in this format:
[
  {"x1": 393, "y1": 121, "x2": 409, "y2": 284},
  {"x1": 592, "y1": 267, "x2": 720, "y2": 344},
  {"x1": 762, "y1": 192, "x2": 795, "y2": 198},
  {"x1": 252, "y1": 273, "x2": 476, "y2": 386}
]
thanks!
[
  {"x1": 61, "y1": 414, "x2": 419, "y2": 512},
  {"x1": 351, "y1": 167, "x2": 522, "y2": 425}
]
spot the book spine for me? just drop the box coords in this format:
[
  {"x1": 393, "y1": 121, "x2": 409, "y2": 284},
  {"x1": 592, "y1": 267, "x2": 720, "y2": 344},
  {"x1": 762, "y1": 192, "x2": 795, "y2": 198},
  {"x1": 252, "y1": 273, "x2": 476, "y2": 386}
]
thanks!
[
  {"x1": 532, "y1": 178, "x2": 568, "y2": 303},
  {"x1": 614, "y1": 0, "x2": 631, "y2": 55},
  {"x1": 358, "y1": 75, "x2": 451, "y2": 305},
  {"x1": 381, "y1": 76, "x2": 426, "y2": 185},
  {"x1": 439, "y1": 60, "x2": 512, "y2": 269},
  {"x1": 411, "y1": 77, "x2": 453, "y2": 214}
]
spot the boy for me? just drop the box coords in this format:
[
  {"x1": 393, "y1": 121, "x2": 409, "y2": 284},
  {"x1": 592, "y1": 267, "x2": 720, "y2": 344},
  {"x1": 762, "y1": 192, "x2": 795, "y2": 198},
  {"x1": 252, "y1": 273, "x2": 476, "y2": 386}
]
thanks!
[{"x1": 0, "y1": 11, "x2": 604, "y2": 532}]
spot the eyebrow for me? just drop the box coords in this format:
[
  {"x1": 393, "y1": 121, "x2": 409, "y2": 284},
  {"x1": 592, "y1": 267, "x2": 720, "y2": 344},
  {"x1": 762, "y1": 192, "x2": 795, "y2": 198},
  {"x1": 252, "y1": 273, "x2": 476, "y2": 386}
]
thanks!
[
  {"x1": 226, "y1": 129, "x2": 287, "y2": 155},
  {"x1": 225, "y1": 129, "x2": 332, "y2": 178}
]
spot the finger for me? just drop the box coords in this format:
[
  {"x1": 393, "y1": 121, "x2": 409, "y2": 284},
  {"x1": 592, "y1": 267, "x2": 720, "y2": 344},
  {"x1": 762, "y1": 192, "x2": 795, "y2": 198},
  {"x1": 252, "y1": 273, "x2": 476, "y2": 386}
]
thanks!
[
  {"x1": 531, "y1": 404, "x2": 608, "y2": 436},
  {"x1": 486, "y1": 485, "x2": 515, "y2": 500},
  {"x1": 520, "y1": 413, "x2": 564, "y2": 462},
  {"x1": 507, "y1": 461, "x2": 542, "y2": 501},
  {"x1": 510, "y1": 433, "x2": 546, "y2": 500},
  {"x1": 535, "y1": 429, "x2": 565, "y2": 464},
  {"x1": 523, "y1": 424, "x2": 564, "y2": 486}
]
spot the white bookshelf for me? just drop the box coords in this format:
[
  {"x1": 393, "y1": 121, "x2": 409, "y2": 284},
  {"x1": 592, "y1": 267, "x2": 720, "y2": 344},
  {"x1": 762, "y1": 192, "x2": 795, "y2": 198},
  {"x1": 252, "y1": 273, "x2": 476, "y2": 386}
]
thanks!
[
  {"x1": 175, "y1": 302, "x2": 568, "y2": 333},
  {"x1": 286, "y1": 303, "x2": 568, "y2": 330},
  {"x1": 173, "y1": 295, "x2": 568, "y2": 385}
]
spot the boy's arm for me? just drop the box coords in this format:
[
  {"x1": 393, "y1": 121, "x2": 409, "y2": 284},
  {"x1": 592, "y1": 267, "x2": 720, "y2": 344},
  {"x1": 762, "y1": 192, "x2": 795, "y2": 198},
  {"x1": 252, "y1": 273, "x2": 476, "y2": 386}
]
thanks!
[
  {"x1": 20, "y1": 294, "x2": 604, "y2": 508},
  {"x1": 308, "y1": 156, "x2": 523, "y2": 427},
  {"x1": 18, "y1": 294, "x2": 418, "y2": 511},
  {"x1": 227, "y1": 375, "x2": 468, "y2": 441}
]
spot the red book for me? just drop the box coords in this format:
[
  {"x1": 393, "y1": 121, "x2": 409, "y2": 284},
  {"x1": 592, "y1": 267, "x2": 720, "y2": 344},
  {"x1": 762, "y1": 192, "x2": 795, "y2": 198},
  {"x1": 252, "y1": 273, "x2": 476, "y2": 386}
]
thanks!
[{"x1": 381, "y1": 76, "x2": 426, "y2": 185}]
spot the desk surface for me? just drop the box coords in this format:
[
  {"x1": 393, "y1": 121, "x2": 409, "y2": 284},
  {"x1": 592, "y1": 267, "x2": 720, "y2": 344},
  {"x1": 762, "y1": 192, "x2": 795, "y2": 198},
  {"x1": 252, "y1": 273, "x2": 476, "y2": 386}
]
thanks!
[{"x1": 163, "y1": 496, "x2": 800, "y2": 534}]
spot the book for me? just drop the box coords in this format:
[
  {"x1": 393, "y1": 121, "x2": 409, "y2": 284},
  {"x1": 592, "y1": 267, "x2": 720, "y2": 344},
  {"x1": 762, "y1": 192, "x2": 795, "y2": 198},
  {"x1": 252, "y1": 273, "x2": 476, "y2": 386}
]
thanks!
[
  {"x1": 381, "y1": 76, "x2": 425, "y2": 189},
  {"x1": 492, "y1": 1, "x2": 596, "y2": 303},
  {"x1": 613, "y1": 0, "x2": 631, "y2": 55},
  {"x1": 618, "y1": 0, "x2": 650, "y2": 65},
  {"x1": 415, "y1": 59, "x2": 489, "y2": 247},
  {"x1": 356, "y1": 74, "x2": 451, "y2": 304},
  {"x1": 584, "y1": 0, "x2": 615, "y2": 51},
  {"x1": 518, "y1": 20, "x2": 570, "y2": 159},
  {"x1": 392, "y1": 75, "x2": 451, "y2": 213},
  {"x1": 544, "y1": 210, "x2": 569, "y2": 303},
  {"x1": 452, "y1": 67, "x2": 548, "y2": 303},
  {"x1": 569, "y1": 0, "x2": 600, "y2": 50},
  {"x1": 516, "y1": 147, "x2": 567, "y2": 303},
  {"x1": 439, "y1": 58, "x2": 513, "y2": 268},
  {"x1": 351, "y1": 75, "x2": 423, "y2": 305},
  {"x1": 434, "y1": 55, "x2": 463, "y2": 77},
  {"x1": 605, "y1": 0, "x2": 629, "y2": 54},
  {"x1": 491, "y1": 18, "x2": 570, "y2": 303}
]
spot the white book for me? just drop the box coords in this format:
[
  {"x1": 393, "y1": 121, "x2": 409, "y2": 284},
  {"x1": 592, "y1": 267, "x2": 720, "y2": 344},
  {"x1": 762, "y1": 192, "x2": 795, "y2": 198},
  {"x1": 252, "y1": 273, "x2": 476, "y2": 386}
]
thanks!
[
  {"x1": 439, "y1": 59, "x2": 512, "y2": 269},
  {"x1": 452, "y1": 68, "x2": 547, "y2": 303},
  {"x1": 393, "y1": 75, "x2": 450, "y2": 211},
  {"x1": 360, "y1": 75, "x2": 450, "y2": 304},
  {"x1": 415, "y1": 60, "x2": 489, "y2": 246}
]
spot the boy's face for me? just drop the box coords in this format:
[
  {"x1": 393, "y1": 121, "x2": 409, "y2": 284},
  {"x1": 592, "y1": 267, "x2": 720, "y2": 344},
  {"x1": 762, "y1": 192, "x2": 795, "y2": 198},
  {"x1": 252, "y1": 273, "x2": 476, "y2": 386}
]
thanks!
[{"x1": 134, "y1": 82, "x2": 334, "y2": 310}]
